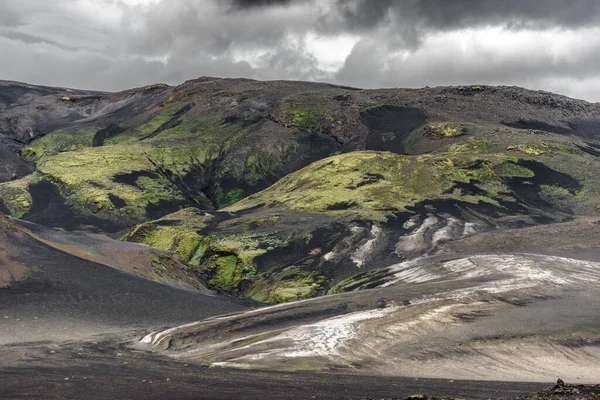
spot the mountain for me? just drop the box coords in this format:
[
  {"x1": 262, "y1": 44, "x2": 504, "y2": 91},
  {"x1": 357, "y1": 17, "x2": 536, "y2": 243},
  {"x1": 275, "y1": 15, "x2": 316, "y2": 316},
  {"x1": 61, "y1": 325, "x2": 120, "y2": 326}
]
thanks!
[
  {"x1": 1, "y1": 78, "x2": 600, "y2": 395},
  {"x1": 3, "y1": 78, "x2": 600, "y2": 302},
  {"x1": 2, "y1": 78, "x2": 599, "y2": 233}
]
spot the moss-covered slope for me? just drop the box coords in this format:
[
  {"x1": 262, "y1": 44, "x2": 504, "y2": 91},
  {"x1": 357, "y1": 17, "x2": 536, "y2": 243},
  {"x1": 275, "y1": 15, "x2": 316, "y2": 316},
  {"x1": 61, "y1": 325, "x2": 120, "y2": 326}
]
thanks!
[
  {"x1": 3, "y1": 78, "x2": 600, "y2": 234},
  {"x1": 0, "y1": 78, "x2": 346, "y2": 232},
  {"x1": 5, "y1": 77, "x2": 600, "y2": 301},
  {"x1": 122, "y1": 208, "x2": 338, "y2": 303},
  {"x1": 125, "y1": 130, "x2": 600, "y2": 303},
  {"x1": 227, "y1": 146, "x2": 592, "y2": 220}
]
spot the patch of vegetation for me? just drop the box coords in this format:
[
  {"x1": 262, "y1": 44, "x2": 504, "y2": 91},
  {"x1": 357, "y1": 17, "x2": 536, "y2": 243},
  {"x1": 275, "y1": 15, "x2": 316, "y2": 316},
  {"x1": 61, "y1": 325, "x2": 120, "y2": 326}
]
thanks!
[
  {"x1": 519, "y1": 143, "x2": 548, "y2": 156},
  {"x1": 539, "y1": 184, "x2": 574, "y2": 200},
  {"x1": 285, "y1": 99, "x2": 334, "y2": 132},
  {"x1": 5, "y1": 88, "x2": 340, "y2": 229},
  {"x1": 290, "y1": 108, "x2": 321, "y2": 130},
  {"x1": 124, "y1": 209, "x2": 329, "y2": 302},
  {"x1": 122, "y1": 208, "x2": 208, "y2": 259},
  {"x1": 226, "y1": 188, "x2": 245, "y2": 206},
  {"x1": 237, "y1": 93, "x2": 249, "y2": 102},
  {"x1": 136, "y1": 113, "x2": 175, "y2": 137},
  {"x1": 242, "y1": 142, "x2": 297, "y2": 187},
  {"x1": 245, "y1": 269, "x2": 329, "y2": 303},
  {"x1": 496, "y1": 161, "x2": 535, "y2": 178},
  {"x1": 226, "y1": 151, "x2": 521, "y2": 220},
  {"x1": 142, "y1": 83, "x2": 168, "y2": 93},
  {"x1": 26, "y1": 143, "x2": 206, "y2": 220},
  {"x1": 226, "y1": 144, "x2": 597, "y2": 222},
  {"x1": 21, "y1": 129, "x2": 98, "y2": 161},
  {"x1": 446, "y1": 137, "x2": 489, "y2": 154},
  {"x1": 209, "y1": 255, "x2": 243, "y2": 289},
  {"x1": 0, "y1": 173, "x2": 41, "y2": 217},
  {"x1": 426, "y1": 123, "x2": 466, "y2": 139}
]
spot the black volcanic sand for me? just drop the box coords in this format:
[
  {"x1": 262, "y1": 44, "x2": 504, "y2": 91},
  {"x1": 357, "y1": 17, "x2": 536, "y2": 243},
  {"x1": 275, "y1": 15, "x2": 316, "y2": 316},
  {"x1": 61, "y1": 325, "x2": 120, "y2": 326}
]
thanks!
[
  {"x1": 0, "y1": 340, "x2": 549, "y2": 400},
  {"x1": 0, "y1": 230, "x2": 249, "y2": 346}
]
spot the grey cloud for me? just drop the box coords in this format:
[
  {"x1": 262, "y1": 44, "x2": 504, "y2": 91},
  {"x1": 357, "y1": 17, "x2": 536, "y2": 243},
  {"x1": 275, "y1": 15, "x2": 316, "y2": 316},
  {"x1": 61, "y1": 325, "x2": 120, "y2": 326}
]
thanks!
[
  {"x1": 0, "y1": 33, "x2": 258, "y2": 91},
  {"x1": 0, "y1": 28, "x2": 85, "y2": 51},
  {"x1": 229, "y1": 0, "x2": 299, "y2": 9},
  {"x1": 314, "y1": 0, "x2": 600, "y2": 49},
  {"x1": 120, "y1": 0, "x2": 317, "y2": 56},
  {"x1": 336, "y1": 28, "x2": 600, "y2": 98},
  {"x1": 329, "y1": 0, "x2": 600, "y2": 32},
  {"x1": 0, "y1": 0, "x2": 20, "y2": 26},
  {"x1": 0, "y1": 0, "x2": 73, "y2": 27},
  {"x1": 1, "y1": 0, "x2": 600, "y2": 101}
]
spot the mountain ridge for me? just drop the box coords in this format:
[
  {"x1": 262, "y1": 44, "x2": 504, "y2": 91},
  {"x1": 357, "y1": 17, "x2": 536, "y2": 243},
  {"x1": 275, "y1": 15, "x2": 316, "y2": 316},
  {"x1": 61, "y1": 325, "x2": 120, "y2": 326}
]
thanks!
[{"x1": 3, "y1": 77, "x2": 600, "y2": 302}]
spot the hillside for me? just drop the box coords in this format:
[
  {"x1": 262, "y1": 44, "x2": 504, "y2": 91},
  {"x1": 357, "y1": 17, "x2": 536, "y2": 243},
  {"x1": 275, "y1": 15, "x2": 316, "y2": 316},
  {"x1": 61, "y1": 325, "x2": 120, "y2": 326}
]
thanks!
[
  {"x1": 2, "y1": 78, "x2": 600, "y2": 302},
  {"x1": 0, "y1": 213, "x2": 248, "y2": 346},
  {"x1": 2, "y1": 77, "x2": 600, "y2": 396},
  {"x1": 1, "y1": 78, "x2": 599, "y2": 234}
]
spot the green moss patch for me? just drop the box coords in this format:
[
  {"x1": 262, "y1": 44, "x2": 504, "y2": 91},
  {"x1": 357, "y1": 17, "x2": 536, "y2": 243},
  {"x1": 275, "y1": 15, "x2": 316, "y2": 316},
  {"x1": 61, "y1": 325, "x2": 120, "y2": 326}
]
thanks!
[
  {"x1": 124, "y1": 208, "x2": 332, "y2": 302},
  {"x1": 245, "y1": 269, "x2": 329, "y2": 303},
  {"x1": 209, "y1": 255, "x2": 243, "y2": 289},
  {"x1": 0, "y1": 173, "x2": 41, "y2": 217},
  {"x1": 22, "y1": 143, "x2": 212, "y2": 221},
  {"x1": 284, "y1": 97, "x2": 336, "y2": 133},
  {"x1": 226, "y1": 151, "x2": 522, "y2": 220},
  {"x1": 122, "y1": 208, "x2": 208, "y2": 256},
  {"x1": 425, "y1": 123, "x2": 466, "y2": 139},
  {"x1": 226, "y1": 144, "x2": 599, "y2": 222},
  {"x1": 21, "y1": 129, "x2": 99, "y2": 161},
  {"x1": 519, "y1": 143, "x2": 549, "y2": 156},
  {"x1": 290, "y1": 108, "x2": 321, "y2": 131}
]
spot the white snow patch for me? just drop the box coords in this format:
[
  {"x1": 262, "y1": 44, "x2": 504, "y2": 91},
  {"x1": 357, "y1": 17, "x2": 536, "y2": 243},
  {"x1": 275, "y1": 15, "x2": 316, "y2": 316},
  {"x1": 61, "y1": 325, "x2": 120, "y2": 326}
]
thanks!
[
  {"x1": 431, "y1": 217, "x2": 461, "y2": 247},
  {"x1": 240, "y1": 306, "x2": 399, "y2": 359},
  {"x1": 382, "y1": 254, "x2": 600, "y2": 289},
  {"x1": 462, "y1": 222, "x2": 478, "y2": 237},
  {"x1": 380, "y1": 258, "x2": 438, "y2": 287},
  {"x1": 351, "y1": 225, "x2": 383, "y2": 267},
  {"x1": 395, "y1": 215, "x2": 439, "y2": 256},
  {"x1": 403, "y1": 215, "x2": 421, "y2": 230}
]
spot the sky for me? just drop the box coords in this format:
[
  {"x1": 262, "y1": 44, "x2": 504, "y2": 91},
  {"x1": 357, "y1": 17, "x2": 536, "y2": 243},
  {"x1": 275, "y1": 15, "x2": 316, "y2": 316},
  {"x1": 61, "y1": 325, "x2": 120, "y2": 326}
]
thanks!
[{"x1": 1, "y1": 0, "x2": 600, "y2": 101}]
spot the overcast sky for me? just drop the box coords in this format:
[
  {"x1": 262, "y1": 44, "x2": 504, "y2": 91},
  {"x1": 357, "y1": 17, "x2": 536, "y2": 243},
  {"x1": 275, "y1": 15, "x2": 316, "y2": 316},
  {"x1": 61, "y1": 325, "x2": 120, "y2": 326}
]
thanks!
[{"x1": 1, "y1": 0, "x2": 600, "y2": 101}]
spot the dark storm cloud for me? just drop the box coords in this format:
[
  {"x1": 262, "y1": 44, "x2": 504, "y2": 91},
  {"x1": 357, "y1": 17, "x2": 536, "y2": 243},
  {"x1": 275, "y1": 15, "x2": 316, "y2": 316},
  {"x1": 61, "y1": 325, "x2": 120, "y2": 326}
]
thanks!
[
  {"x1": 329, "y1": 0, "x2": 600, "y2": 32},
  {"x1": 313, "y1": 0, "x2": 600, "y2": 49},
  {"x1": 1, "y1": 0, "x2": 600, "y2": 101}
]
